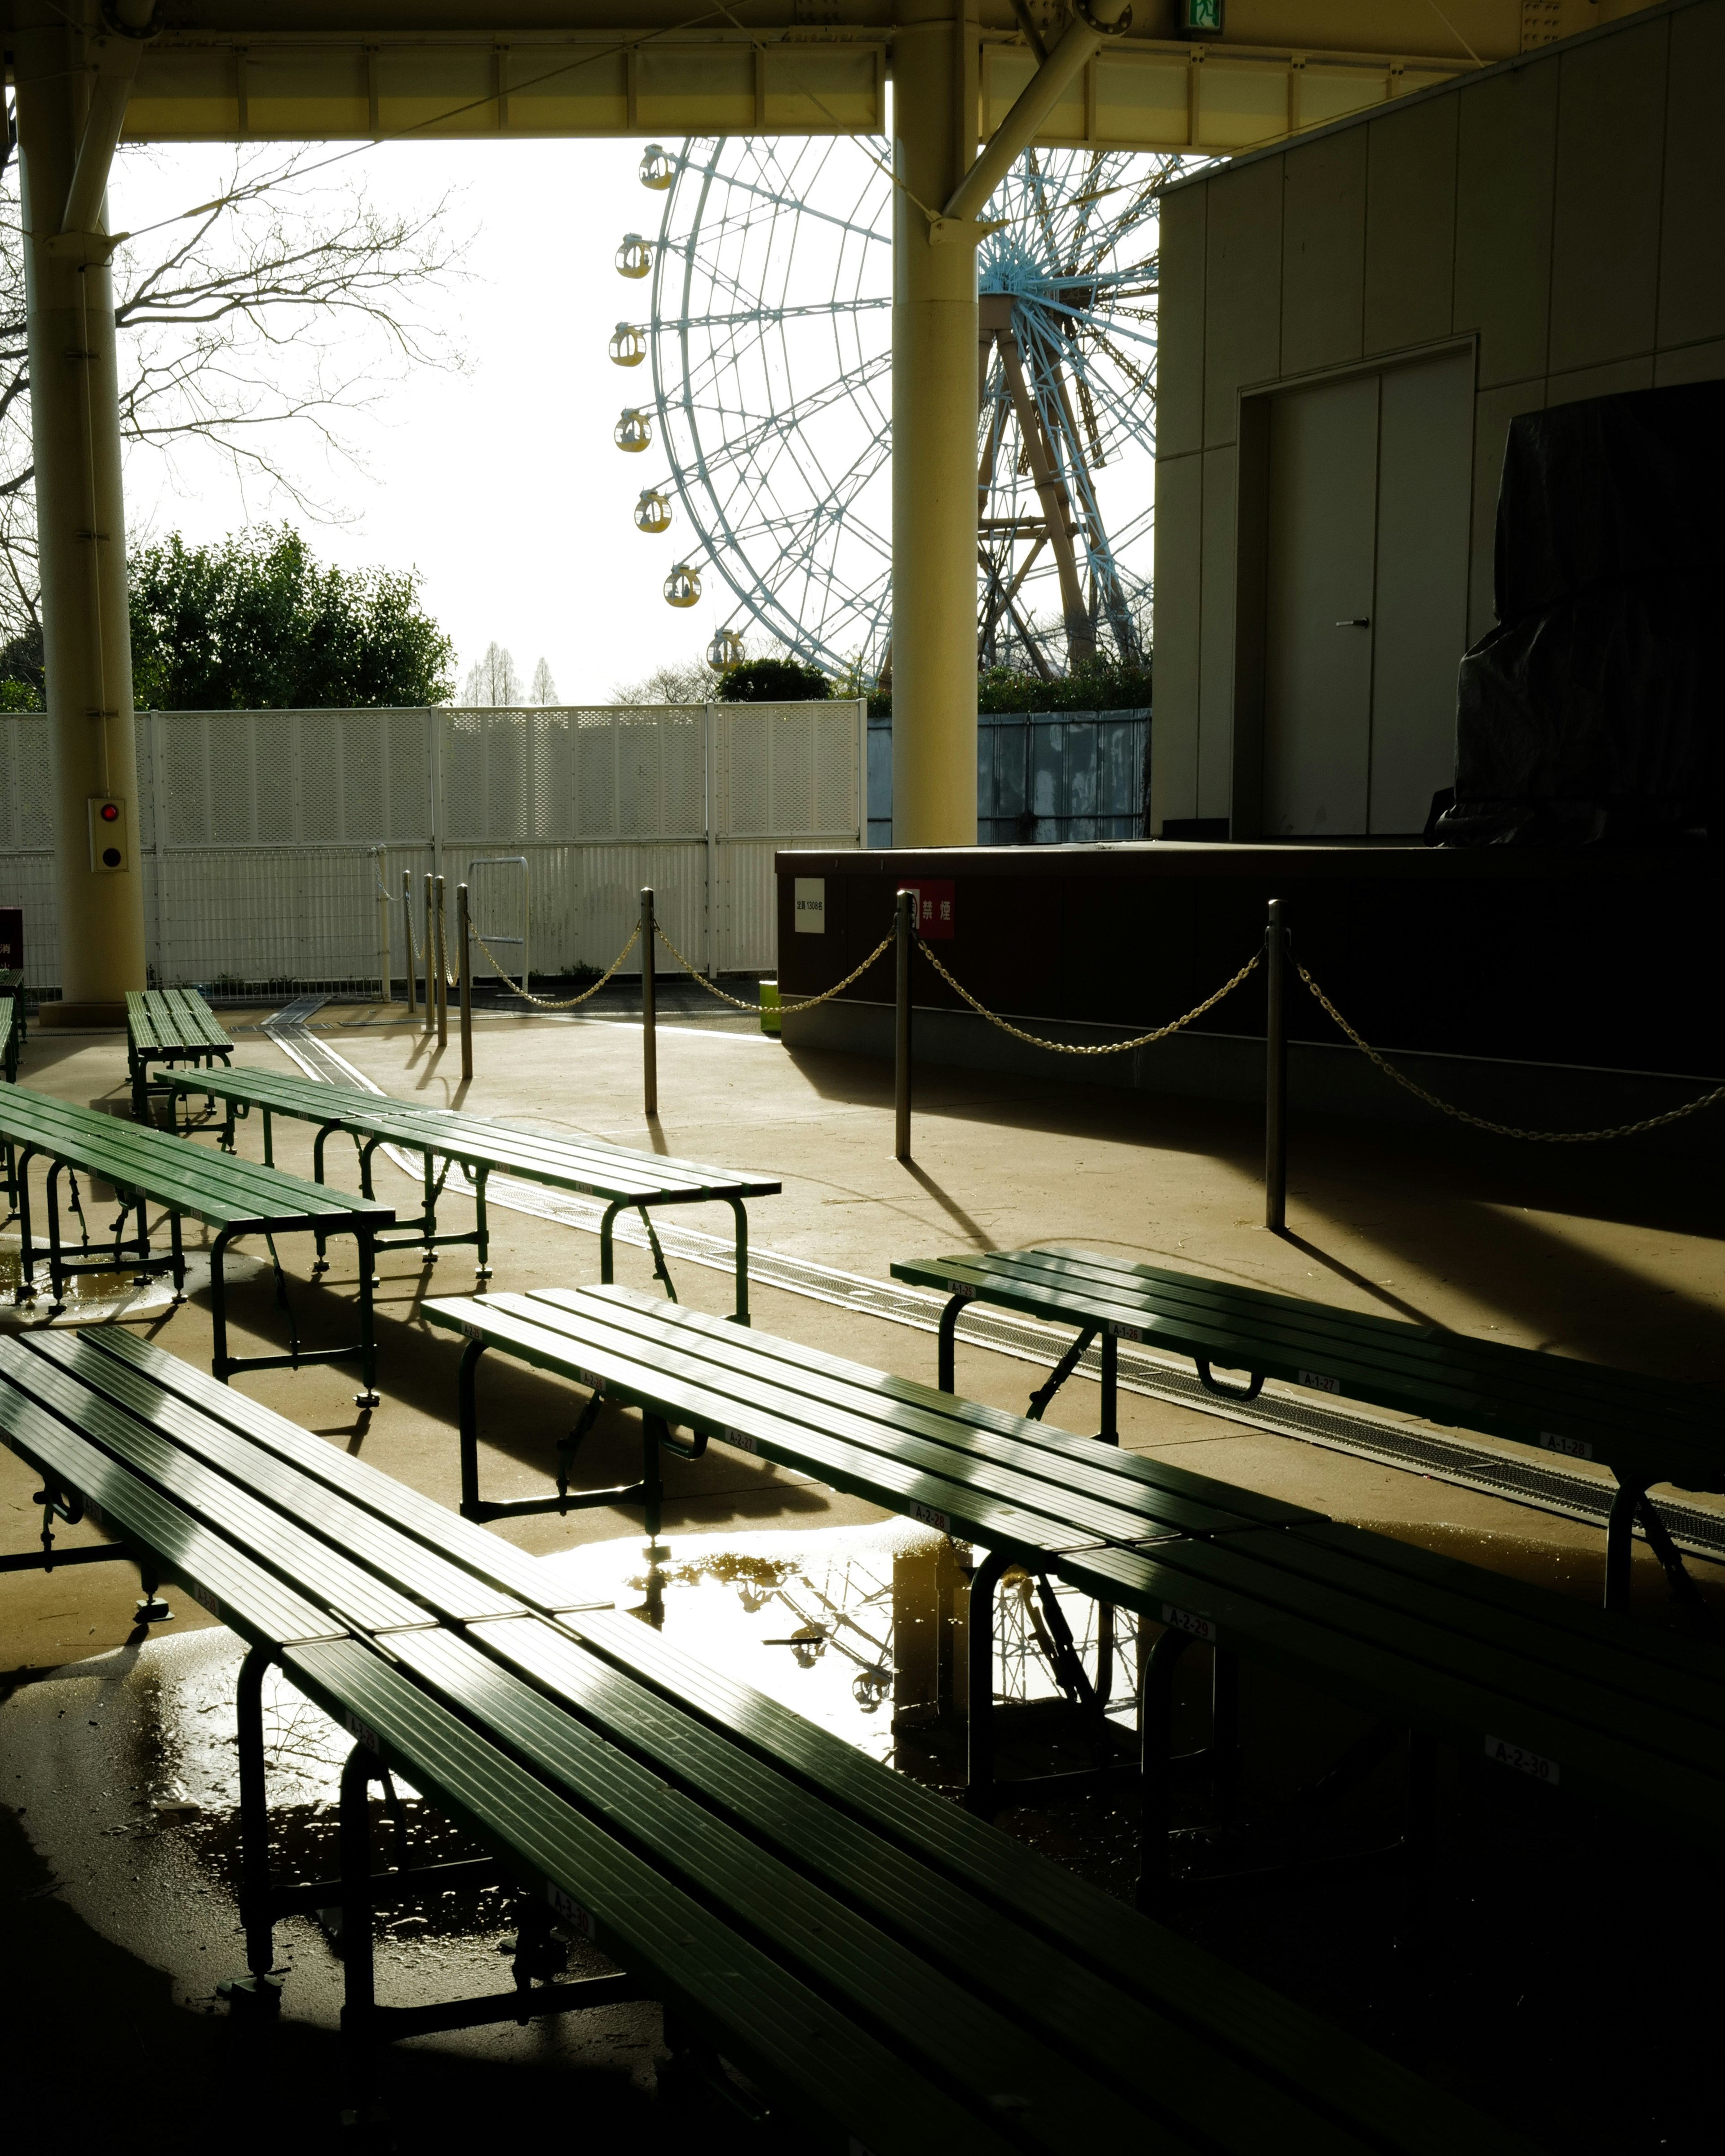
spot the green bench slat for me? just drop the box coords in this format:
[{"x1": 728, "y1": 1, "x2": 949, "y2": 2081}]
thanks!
[
  {"x1": 514, "y1": 1287, "x2": 1256, "y2": 1544},
  {"x1": 897, "y1": 1249, "x2": 1722, "y2": 1484},
  {"x1": 466, "y1": 1612, "x2": 1476, "y2": 2156},
  {"x1": 0, "y1": 1371, "x2": 339, "y2": 1648},
  {"x1": 384, "y1": 1623, "x2": 1165, "y2": 2156},
  {"x1": 0, "y1": 1085, "x2": 392, "y2": 1231},
  {"x1": 1057, "y1": 1537, "x2": 1724, "y2": 1839},
  {"x1": 128, "y1": 988, "x2": 234, "y2": 1055},
  {"x1": 426, "y1": 1293, "x2": 1125, "y2": 1556},
  {"x1": 17, "y1": 1335, "x2": 525, "y2": 1628},
  {"x1": 284, "y1": 1634, "x2": 1023, "y2": 2156},
  {"x1": 518, "y1": 1601, "x2": 1526, "y2": 2156},
  {"x1": 560, "y1": 1285, "x2": 1321, "y2": 1530},
  {"x1": 0, "y1": 1343, "x2": 425, "y2": 1634},
  {"x1": 1285, "y1": 1518, "x2": 1725, "y2": 1725},
  {"x1": 61, "y1": 1326, "x2": 568, "y2": 1606},
  {"x1": 167, "y1": 1064, "x2": 781, "y2": 1201}
]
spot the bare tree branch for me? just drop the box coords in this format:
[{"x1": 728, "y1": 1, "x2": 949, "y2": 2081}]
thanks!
[{"x1": 0, "y1": 140, "x2": 469, "y2": 653}]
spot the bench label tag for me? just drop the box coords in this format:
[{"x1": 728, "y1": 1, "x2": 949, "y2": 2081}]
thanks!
[
  {"x1": 1161, "y1": 1603, "x2": 1217, "y2": 1643},
  {"x1": 545, "y1": 1882, "x2": 596, "y2": 1938},
  {"x1": 1537, "y1": 1430, "x2": 1592, "y2": 1461},
  {"x1": 1485, "y1": 1735, "x2": 1558, "y2": 1784},
  {"x1": 343, "y1": 1713, "x2": 381, "y2": 1755},
  {"x1": 945, "y1": 1282, "x2": 978, "y2": 1302},
  {"x1": 1112, "y1": 1322, "x2": 1145, "y2": 1343},
  {"x1": 1297, "y1": 1369, "x2": 1340, "y2": 1395},
  {"x1": 456, "y1": 1320, "x2": 486, "y2": 1343},
  {"x1": 908, "y1": 1501, "x2": 951, "y2": 1533},
  {"x1": 725, "y1": 1428, "x2": 758, "y2": 1456}
]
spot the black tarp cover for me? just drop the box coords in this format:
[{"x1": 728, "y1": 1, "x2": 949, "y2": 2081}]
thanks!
[{"x1": 1438, "y1": 381, "x2": 1725, "y2": 846}]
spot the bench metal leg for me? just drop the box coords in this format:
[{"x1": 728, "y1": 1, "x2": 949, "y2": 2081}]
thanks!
[
  {"x1": 13, "y1": 1143, "x2": 37, "y2": 1300},
  {"x1": 964, "y1": 1548, "x2": 1011, "y2": 1817},
  {"x1": 1099, "y1": 1331, "x2": 1118, "y2": 1443},
  {"x1": 725, "y1": 1195, "x2": 749, "y2": 1324},
  {"x1": 460, "y1": 1338, "x2": 655, "y2": 1526},
  {"x1": 1134, "y1": 1625, "x2": 1195, "y2": 1915},
  {"x1": 339, "y1": 1741, "x2": 390, "y2": 2129},
  {"x1": 458, "y1": 1337, "x2": 488, "y2": 1517},
  {"x1": 598, "y1": 1198, "x2": 624, "y2": 1284},
  {"x1": 1604, "y1": 1475, "x2": 1647, "y2": 1612},
  {"x1": 222, "y1": 1643, "x2": 285, "y2": 2012},
  {"x1": 937, "y1": 1291, "x2": 964, "y2": 1392},
  {"x1": 169, "y1": 1209, "x2": 186, "y2": 1301},
  {"x1": 473, "y1": 1166, "x2": 491, "y2": 1281},
  {"x1": 355, "y1": 1234, "x2": 380, "y2": 1405},
  {"x1": 44, "y1": 1158, "x2": 66, "y2": 1312},
  {"x1": 210, "y1": 1229, "x2": 235, "y2": 1381}
]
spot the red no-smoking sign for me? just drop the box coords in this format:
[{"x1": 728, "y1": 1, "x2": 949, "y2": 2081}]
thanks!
[{"x1": 898, "y1": 880, "x2": 955, "y2": 940}]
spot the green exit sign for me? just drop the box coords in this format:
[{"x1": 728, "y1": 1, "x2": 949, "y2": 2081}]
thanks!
[{"x1": 1183, "y1": 0, "x2": 1225, "y2": 30}]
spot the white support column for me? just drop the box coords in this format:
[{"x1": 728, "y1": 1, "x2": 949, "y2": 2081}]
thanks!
[
  {"x1": 17, "y1": 22, "x2": 146, "y2": 1022},
  {"x1": 889, "y1": 0, "x2": 980, "y2": 849}
]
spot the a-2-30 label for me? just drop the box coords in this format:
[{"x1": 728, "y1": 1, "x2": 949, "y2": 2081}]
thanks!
[{"x1": 1484, "y1": 1734, "x2": 1559, "y2": 1784}]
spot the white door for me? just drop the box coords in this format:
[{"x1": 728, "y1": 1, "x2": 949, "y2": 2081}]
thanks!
[
  {"x1": 1262, "y1": 373, "x2": 1380, "y2": 836},
  {"x1": 1261, "y1": 349, "x2": 1473, "y2": 837}
]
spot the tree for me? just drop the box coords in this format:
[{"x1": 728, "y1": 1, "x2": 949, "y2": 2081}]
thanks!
[
  {"x1": 126, "y1": 524, "x2": 454, "y2": 708},
  {"x1": 528, "y1": 656, "x2": 559, "y2": 705},
  {"x1": 461, "y1": 642, "x2": 524, "y2": 706},
  {"x1": 0, "y1": 143, "x2": 466, "y2": 649},
  {"x1": 610, "y1": 655, "x2": 719, "y2": 706},
  {"x1": 718, "y1": 657, "x2": 831, "y2": 704}
]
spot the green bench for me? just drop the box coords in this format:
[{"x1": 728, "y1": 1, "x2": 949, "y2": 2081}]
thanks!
[
  {"x1": 421, "y1": 1284, "x2": 1725, "y2": 1917},
  {"x1": 168, "y1": 1061, "x2": 778, "y2": 1317},
  {"x1": 0, "y1": 1084, "x2": 392, "y2": 1399},
  {"x1": 0, "y1": 1324, "x2": 1528, "y2": 2154},
  {"x1": 891, "y1": 1246, "x2": 1725, "y2": 1615},
  {"x1": 127, "y1": 986, "x2": 234, "y2": 1121}
]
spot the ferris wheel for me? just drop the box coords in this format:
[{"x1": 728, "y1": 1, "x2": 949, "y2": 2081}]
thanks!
[{"x1": 609, "y1": 133, "x2": 1200, "y2": 683}]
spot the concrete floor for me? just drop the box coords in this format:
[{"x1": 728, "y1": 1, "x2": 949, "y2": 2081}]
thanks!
[{"x1": 3, "y1": 1002, "x2": 1722, "y2": 2149}]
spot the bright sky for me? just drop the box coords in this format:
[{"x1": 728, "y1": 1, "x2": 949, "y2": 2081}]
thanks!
[{"x1": 111, "y1": 138, "x2": 706, "y2": 705}]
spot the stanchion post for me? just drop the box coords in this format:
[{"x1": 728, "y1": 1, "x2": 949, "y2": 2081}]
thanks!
[
  {"x1": 1265, "y1": 896, "x2": 1287, "y2": 1232},
  {"x1": 434, "y1": 874, "x2": 448, "y2": 1050},
  {"x1": 894, "y1": 888, "x2": 913, "y2": 1161},
  {"x1": 377, "y1": 859, "x2": 390, "y2": 1007},
  {"x1": 421, "y1": 872, "x2": 435, "y2": 1038},
  {"x1": 457, "y1": 882, "x2": 473, "y2": 1083},
  {"x1": 641, "y1": 885, "x2": 658, "y2": 1117},
  {"x1": 403, "y1": 870, "x2": 417, "y2": 1017}
]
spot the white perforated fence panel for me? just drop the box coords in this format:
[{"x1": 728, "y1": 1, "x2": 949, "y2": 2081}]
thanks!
[{"x1": 0, "y1": 702, "x2": 863, "y2": 998}]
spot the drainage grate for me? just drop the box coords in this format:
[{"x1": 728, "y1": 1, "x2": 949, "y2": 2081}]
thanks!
[{"x1": 260, "y1": 1006, "x2": 1725, "y2": 1568}]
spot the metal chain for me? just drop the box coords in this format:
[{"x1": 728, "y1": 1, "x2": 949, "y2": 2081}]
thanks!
[
  {"x1": 654, "y1": 921, "x2": 897, "y2": 1015},
  {"x1": 914, "y1": 935, "x2": 1262, "y2": 1054},
  {"x1": 1297, "y1": 963, "x2": 1725, "y2": 1142},
  {"x1": 469, "y1": 921, "x2": 641, "y2": 1008}
]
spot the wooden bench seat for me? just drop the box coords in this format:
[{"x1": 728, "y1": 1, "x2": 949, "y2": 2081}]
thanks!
[
  {"x1": 0, "y1": 1084, "x2": 392, "y2": 1397},
  {"x1": 890, "y1": 1245, "x2": 1725, "y2": 1611},
  {"x1": 0, "y1": 1322, "x2": 1526, "y2": 2153},
  {"x1": 169, "y1": 1060, "x2": 778, "y2": 1319},
  {"x1": 126, "y1": 987, "x2": 234, "y2": 1121},
  {"x1": 421, "y1": 1284, "x2": 1725, "y2": 1916}
]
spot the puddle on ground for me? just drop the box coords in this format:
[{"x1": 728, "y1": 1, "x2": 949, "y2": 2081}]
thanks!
[{"x1": 0, "y1": 1238, "x2": 262, "y2": 1327}]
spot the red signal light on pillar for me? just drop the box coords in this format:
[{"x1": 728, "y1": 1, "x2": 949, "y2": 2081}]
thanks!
[{"x1": 87, "y1": 796, "x2": 128, "y2": 872}]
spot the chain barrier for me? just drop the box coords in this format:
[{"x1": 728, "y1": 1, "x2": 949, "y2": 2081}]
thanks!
[
  {"x1": 1296, "y1": 962, "x2": 1725, "y2": 1142},
  {"x1": 913, "y1": 935, "x2": 1262, "y2": 1054},
  {"x1": 469, "y1": 921, "x2": 642, "y2": 1009},
  {"x1": 653, "y1": 921, "x2": 898, "y2": 1016}
]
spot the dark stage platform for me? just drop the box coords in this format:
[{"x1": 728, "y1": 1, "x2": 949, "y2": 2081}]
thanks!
[{"x1": 773, "y1": 842, "x2": 1724, "y2": 1149}]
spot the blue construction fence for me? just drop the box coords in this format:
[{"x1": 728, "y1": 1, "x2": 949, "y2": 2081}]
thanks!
[{"x1": 867, "y1": 707, "x2": 1151, "y2": 847}]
